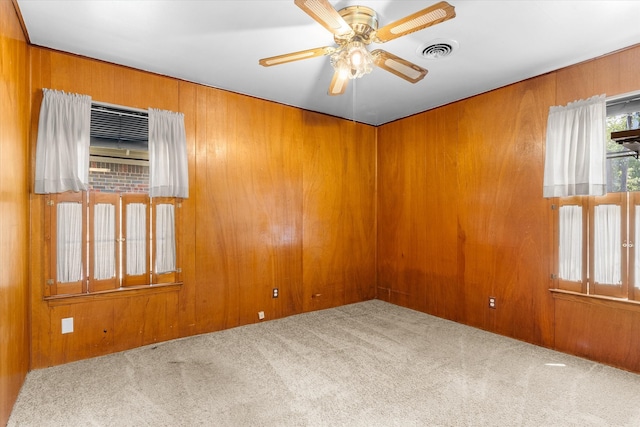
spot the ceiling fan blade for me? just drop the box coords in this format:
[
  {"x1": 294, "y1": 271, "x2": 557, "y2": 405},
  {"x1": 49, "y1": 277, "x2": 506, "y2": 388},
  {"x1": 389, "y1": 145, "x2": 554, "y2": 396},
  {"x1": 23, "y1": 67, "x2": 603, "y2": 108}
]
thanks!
[
  {"x1": 371, "y1": 50, "x2": 428, "y2": 83},
  {"x1": 328, "y1": 69, "x2": 349, "y2": 96},
  {"x1": 374, "y1": 1, "x2": 456, "y2": 43},
  {"x1": 259, "y1": 46, "x2": 336, "y2": 67},
  {"x1": 294, "y1": 0, "x2": 354, "y2": 38}
]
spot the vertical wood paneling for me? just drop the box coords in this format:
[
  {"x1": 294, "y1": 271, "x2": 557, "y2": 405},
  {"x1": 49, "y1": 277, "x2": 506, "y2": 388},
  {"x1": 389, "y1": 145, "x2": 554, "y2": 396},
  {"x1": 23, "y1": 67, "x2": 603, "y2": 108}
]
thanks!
[
  {"x1": 0, "y1": 1, "x2": 30, "y2": 424},
  {"x1": 28, "y1": 41, "x2": 376, "y2": 369},
  {"x1": 342, "y1": 122, "x2": 377, "y2": 305},
  {"x1": 302, "y1": 112, "x2": 376, "y2": 312},
  {"x1": 554, "y1": 296, "x2": 640, "y2": 372},
  {"x1": 232, "y1": 96, "x2": 303, "y2": 324},
  {"x1": 556, "y1": 45, "x2": 640, "y2": 105},
  {"x1": 457, "y1": 91, "x2": 512, "y2": 330},
  {"x1": 29, "y1": 48, "x2": 184, "y2": 368},
  {"x1": 423, "y1": 104, "x2": 461, "y2": 321},
  {"x1": 192, "y1": 87, "x2": 305, "y2": 330},
  {"x1": 377, "y1": 45, "x2": 640, "y2": 369},
  {"x1": 378, "y1": 69, "x2": 556, "y2": 344},
  {"x1": 29, "y1": 196, "x2": 52, "y2": 369},
  {"x1": 49, "y1": 302, "x2": 114, "y2": 366},
  {"x1": 376, "y1": 104, "x2": 460, "y2": 318},
  {"x1": 377, "y1": 115, "x2": 429, "y2": 312},
  {"x1": 550, "y1": 45, "x2": 640, "y2": 370},
  {"x1": 29, "y1": 48, "x2": 53, "y2": 370},
  {"x1": 177, "y1": 81, "x2": 198, "y2": 336},
  {"x1": 555, "y1": 60, "x2": 596, "y2": 106},
  {"x1": 113, "y1": 292, "x2": 180, "y2": 352},
  {"x1": 457, "y1": 76, "x2": 555, "y2": 342},
  {"x1": 192, "y1": 85, "x2": 234, "y2": 333},
  {"x1": 120, "y1": 68, "x2": 179, "y2": 111},
  {"x1": 617, "y1": 46, "x2": 640, "y2": 95},
  {"x1": 21, "y1": 28, "x2": 639, "y2": 384}
]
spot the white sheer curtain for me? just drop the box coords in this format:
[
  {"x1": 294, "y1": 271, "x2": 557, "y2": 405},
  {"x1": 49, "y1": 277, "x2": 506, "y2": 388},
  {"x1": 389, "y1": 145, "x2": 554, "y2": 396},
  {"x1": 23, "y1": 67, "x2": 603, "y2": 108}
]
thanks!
[
  {"x1": 93, "y1": 203, "x2": 115, "y2": 280},
  {"x1": 148, "y1": 109, "x2": 188, "y2": 198},
  {"x1": 35, "y1": 89, "x2": 91, "y2": 193},
  {"x1": 558, "y1": 205, "x2": 583, "y2": 282},
  {"x1": 126, "y1": 203, "x2": 147, "y2": 276},
  {"x1": 155, "y1": 204, "x2": 176, "y2": 274},
  {"x1": 57, "y1": 202, "x2": 83, "y2": 283},
  {"x1": 543, "y1": 94, "x2": 607, "y2": 198},
  {"x1": 593, "y1": 204, "x2": 622, "y2": 285}
]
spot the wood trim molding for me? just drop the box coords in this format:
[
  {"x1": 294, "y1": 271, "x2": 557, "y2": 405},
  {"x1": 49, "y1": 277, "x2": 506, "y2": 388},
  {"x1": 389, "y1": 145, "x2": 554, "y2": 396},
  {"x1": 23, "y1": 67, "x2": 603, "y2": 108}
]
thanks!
[
  {"x1": 45, "y1": 282, "x2": 182, "y2": 306},
  {"x1": 550, "y1": 288, "x2": 640, "y2": 313},
  {"x1": 11, "y1": 0, "x2": 30, "y2": 43}
]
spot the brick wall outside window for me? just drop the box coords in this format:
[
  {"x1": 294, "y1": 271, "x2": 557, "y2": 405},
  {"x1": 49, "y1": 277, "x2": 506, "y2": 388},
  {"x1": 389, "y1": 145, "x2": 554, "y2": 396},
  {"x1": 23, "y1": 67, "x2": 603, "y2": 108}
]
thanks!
[{"x1": 89, "y1": 161, "x2": 149, "y2": 193}]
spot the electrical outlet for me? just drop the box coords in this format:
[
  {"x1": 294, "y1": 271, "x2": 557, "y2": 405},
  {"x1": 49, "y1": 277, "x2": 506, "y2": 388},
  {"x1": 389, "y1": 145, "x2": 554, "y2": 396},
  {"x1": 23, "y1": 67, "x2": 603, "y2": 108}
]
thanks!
[
  {"x1": 258, "y1": 311, "x2": 265, "y2": 320},
  {"x1": 488, "y1": 297, "x2": 496, "y2": 309},
  {"x1": 61, "y1": 317, "x2": 74, "y2": 334},
  {"x1": 272, "y1": 288, "x2": 279, "y2": 298}
]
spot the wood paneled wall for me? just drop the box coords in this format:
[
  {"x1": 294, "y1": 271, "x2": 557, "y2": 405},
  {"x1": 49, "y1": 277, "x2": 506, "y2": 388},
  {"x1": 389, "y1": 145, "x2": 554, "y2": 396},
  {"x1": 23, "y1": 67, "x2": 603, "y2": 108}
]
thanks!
[
  {"x1": 6, "y1": 15, "x2": 640, "y2": 424},
  {"x1": 377, "y1": 44, "x2": 640, "y2": 372},
  {"x1": 550, "y1": 46, "x2": 640, "y2": 370},
  {"x1": 28, "y1": 48, "x2": 376, "y2": 368},
  {"x1": 0, "y1": 1, "x2": 31, "y2": 424},
  {"x1": 378, "y1": 106, "x2": 461, "y2": 318},
  {"x1": 302, "y1": 112, "x2": 376, "y2": 311}
]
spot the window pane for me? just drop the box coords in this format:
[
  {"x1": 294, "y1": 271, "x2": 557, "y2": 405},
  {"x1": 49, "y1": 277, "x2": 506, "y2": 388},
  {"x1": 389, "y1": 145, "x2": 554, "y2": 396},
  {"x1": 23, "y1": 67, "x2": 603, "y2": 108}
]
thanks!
[
  {"x1": 559, "y1": 205, "x2": 582, "y2": 281},
  {"x1": 155, "y1": 204, "x2": 175, "y2": 274},
  {"x1": 605, "y1": 112, "x2": 640, "y2": 193},
  {"x1": 57, "y1": 202, "x2": 83, "y2": 283},
  {"x1": 93, "y1": 203, "x2": 116, "y2": 280},
  {"x1": 593, "y1": 204, "x2": 622, "y2": 285},
  {"x1": 126, "y1": 203, "x2": 147, "y2": 276}
]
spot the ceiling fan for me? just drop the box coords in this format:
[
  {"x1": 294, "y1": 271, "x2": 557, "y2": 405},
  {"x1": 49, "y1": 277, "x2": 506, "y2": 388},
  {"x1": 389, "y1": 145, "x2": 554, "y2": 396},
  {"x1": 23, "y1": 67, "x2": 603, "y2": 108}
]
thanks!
[{"x1": 259, "y1": 0, "x2": 456, "y2": 96}]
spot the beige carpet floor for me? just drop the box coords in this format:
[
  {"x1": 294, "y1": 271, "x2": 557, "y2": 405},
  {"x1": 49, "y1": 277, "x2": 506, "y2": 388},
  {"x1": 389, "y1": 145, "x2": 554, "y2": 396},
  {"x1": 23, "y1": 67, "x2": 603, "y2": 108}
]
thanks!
[{"x1": 8, "y1": 300, "x2": 640, "y2": 426}]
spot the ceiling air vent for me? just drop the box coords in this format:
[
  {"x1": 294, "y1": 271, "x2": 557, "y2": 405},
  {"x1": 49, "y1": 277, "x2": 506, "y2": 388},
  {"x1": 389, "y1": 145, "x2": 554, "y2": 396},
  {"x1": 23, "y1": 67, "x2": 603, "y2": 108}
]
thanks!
[{"x1": 418, "y1": 39, "x2": 459, "y2": 60}]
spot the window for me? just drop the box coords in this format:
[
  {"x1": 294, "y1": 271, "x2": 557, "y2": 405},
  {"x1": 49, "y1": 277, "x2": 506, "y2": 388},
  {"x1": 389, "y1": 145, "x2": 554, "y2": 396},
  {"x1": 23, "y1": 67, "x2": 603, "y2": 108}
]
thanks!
[
  {"x1": 44, "y1": 191, "x2": 182, "y2": 298},
  {"x1": 554, "y1": 193, "x2": 640, "y2": 301},
  {"x1": 43, "y1": 102, "x2": 182, "y2": 299},
  {"x1": 89, "y1": 103, "x2": 149, "y2": 194},
  {"x1": 553, "y1": 92, "x2": 640, "y2": 302},
  {"x1": 605, "y1": 93, "x2": 640, "y2": 192}
]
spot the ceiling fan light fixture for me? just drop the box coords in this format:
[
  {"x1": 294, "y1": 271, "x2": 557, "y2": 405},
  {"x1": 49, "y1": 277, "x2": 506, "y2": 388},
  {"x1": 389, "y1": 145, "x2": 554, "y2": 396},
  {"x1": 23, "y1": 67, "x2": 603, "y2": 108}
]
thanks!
[
  {"x1": 259, "y1": 1, "x2": 457, "y2": 96},
  {"x1": 330, "y1": 40, "x2": 374, "y2": 79}
]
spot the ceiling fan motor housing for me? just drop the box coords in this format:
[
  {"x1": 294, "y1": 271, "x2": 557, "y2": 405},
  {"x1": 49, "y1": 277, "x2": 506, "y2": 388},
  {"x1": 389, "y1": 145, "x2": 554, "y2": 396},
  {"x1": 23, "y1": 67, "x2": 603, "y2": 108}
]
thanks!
[{"x1": 335, "y1": 6, "x2": 378, "y2": 44}]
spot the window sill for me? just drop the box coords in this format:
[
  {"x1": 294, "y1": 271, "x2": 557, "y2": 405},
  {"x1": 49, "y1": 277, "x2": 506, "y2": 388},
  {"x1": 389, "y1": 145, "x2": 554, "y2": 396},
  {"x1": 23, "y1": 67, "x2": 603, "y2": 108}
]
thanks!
[
  {"x1": 44, "y1": 282, "x2": 182, "y2": 306},
  {"x1": 550, "y1": 288, "x2": 640, "y2": 313}
]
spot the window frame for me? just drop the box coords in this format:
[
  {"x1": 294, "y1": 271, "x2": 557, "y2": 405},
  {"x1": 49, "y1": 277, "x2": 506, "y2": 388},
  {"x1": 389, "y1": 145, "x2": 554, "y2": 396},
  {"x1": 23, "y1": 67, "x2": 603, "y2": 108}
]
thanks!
[
  {"x1": 88, "y1": 191, "x2": 120, "y2": 293},
  {"x1": 552, "y1": 191, "x2": 640, "y2": 303},
  {"x1": 151, "y1": 197, "x2": 182, "y2": 285},
  {"x1": 555, "y1": 197, "x2": 588, "y2": 294},
  {"x1": 589, "y1": 192, "x2": 628, "y2": 298},
  {"x1": 122, "y1": 193, "x2": 151, "y2": 287},
  {"x1": 44, "y1": 190, "x2": 181, "y2": 300},
  {"x1": 45, "y1": 192, "x2": 88, "y2": 297}
]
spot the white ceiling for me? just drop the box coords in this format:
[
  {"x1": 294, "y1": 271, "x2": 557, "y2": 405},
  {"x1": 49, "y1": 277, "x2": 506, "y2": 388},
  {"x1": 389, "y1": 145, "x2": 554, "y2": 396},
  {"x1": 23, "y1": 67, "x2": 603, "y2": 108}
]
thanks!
[{"x1": 16, "y1": 0, "x2": 640, "y2": 126}]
